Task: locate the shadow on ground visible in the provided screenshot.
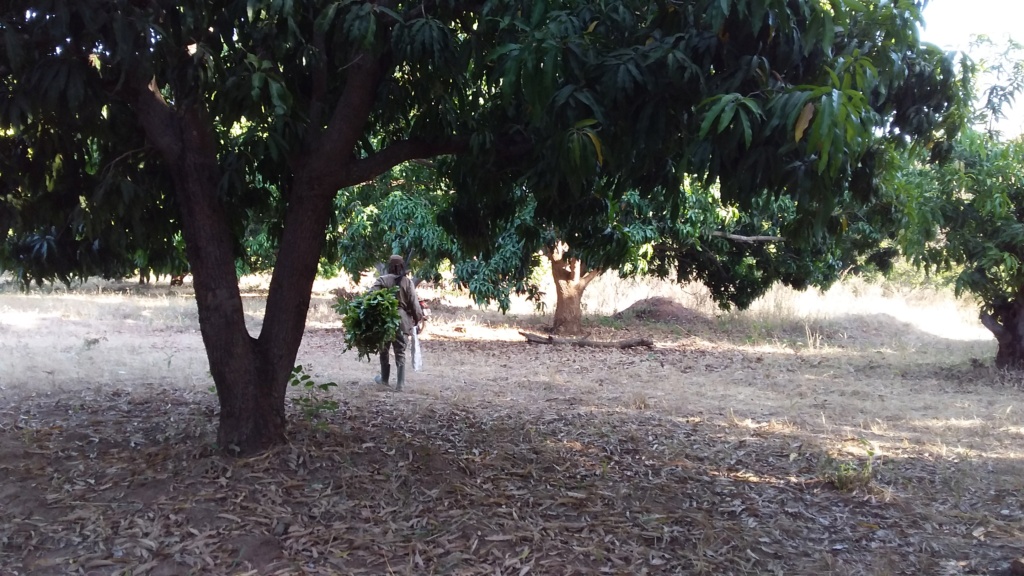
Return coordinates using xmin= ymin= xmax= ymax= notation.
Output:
xmin=1 ymin=388 xmax=1020 ymax=576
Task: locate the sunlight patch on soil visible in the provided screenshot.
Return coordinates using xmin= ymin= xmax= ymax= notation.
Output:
xmin=744 ymin=282 xmax=990 ymax=342
xmin=0 ymin=309 xmax=56 ymax=328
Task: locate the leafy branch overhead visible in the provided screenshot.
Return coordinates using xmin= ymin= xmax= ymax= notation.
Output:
xmin=1 ymin=0 xmax=963 ymax=287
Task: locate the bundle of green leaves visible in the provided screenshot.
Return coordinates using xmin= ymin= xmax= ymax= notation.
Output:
xmin=333 ymin=288 xmax=402 ymax=361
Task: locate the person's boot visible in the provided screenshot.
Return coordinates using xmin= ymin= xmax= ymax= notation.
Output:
xmin=374 ymin=357 xmax=390 ymax=386
xmin=394 ymin=360 xmax=406 ymax=391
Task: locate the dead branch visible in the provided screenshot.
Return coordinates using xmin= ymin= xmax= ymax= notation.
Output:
xmin=711 ymin=231 xmax=785 ymax=243
xmin=518 ymin=331 xmax=654 ymax=349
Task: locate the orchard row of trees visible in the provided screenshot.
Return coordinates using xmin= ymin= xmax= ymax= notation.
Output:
xmin=2 ymin=0 xmax=1023 ymax=453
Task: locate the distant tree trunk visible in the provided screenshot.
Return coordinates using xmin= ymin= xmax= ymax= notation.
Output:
xmin=547 ymin=243 xmax=602 ymax=335
xmin=980 ymin=300 xmax=1024 ymax=369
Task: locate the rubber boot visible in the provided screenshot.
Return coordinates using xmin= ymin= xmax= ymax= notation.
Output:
xmin=394 ymin=360 xmax=406 ymax=391
xmin=374 ymin=355 xmax=390 ymax=386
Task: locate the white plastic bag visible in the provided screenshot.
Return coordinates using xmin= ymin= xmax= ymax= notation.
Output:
xmin=412 ymin=327 xmax=423 ymax=371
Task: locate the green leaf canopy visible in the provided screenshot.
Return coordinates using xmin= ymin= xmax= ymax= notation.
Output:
xmin=1 ymin=0 xmax=960 ymax=285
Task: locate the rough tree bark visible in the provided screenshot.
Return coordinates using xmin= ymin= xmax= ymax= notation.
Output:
xmin=547 ymin=243 xmax=602 ymax=336
xmin=980 ymin=300 xmax=1024 ymax=369
xmin=128 ymin=81 xmax=293 ymax=453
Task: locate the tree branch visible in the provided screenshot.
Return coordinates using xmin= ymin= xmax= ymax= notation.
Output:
xmin=129 ymin=77 xmax=183 ymax=162
xmin=302 ymin=52 xmax=383 ymax=190
xmin=580 ymin=267 xmax=603 ymax=289
xmin=303 ymin=0 xmax=528 ymax=193
xmin=519 ymin=331 xmax=654 ymax=349
xmin=980 ymin=311 xmax=1010 ymax=343
xmin=710 ymin=231 xmax=785 ymax=243
xmin=338 ymin=138 xmax=468 ymax=189
xmin=306 ymin=26 xmax=329 ymax=137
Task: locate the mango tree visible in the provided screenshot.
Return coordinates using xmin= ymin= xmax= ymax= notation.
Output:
xmin=878 ymin=39 xmax=1024 ymax=368
xmin=1 ymin=0 xmax=962 ymax=453
xmin=895 ymin=128 xmax=1024 ymax=368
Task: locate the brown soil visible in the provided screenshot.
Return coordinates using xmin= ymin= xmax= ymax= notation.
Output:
xmin=616 ymin=296 xmax=711 ymax=326
xmin=0 ymin=280 xmax=1022 ymax=575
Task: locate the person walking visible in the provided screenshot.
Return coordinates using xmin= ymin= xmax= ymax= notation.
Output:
xmin=371 ymin=255 xmax=424 ymax=391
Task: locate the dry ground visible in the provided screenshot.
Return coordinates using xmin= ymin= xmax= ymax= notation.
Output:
xmin=0 ymin=274 xmax=1022 ymax=575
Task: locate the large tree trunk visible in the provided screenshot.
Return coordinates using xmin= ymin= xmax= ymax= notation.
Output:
xmin=548 ymin=243 xmax=601 ymax=335
xmin=132 ymin=84 xmax=336 ymax=454
xmin=167 ymin=128 xmax=336 ymax=454
xmin=166 ymin=108 xmax=296 ymax=454
xmin=980 ymin=300 xmax=1024 ymax=369
xmin=170 ymin=125 xmax=340 ymax=454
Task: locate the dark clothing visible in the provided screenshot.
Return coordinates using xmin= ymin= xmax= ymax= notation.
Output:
xmin=370 ymin=273 xmax=424 ymax=335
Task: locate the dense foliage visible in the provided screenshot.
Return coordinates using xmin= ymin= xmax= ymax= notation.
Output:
xmin=335 ymin=166 xmax=908 ymax=322
xmin=442 ymin=0 xmax=963 ymax=256
xmin=328 ymin=162 xmax=545 ymax=311
xmin=2 ymin=0 xmax=962 ymax=286
xmin=885 ymin=128 xmax=1024 ymax=367
xmin=854 ymin=38 xmax=1024 ymax=368
xmin=333 ymin=287 xmax=402 ymax=362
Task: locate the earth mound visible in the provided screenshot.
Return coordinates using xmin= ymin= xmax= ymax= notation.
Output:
xmin=615 ymin=297 xmax=709 ymax=326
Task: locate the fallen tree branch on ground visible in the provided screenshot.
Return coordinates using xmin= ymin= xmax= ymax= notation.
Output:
xmin=518 ymin=331 xmax=654 ymax=348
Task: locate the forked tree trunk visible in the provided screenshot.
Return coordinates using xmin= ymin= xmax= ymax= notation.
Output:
xmin=164 ymin=110 xmax=290 ymax=454
xmin=138 ymin=97 xmax=338 ymax=454
xmin=980 ymin=300 xmax=1024 ymax=369
xmin=548 ymin=243 xmax=601 ymax=335
xmin=129 ymin=48 xmax=441 ymax=455
xmin=172 ymin=143 xmax=335 ymax=454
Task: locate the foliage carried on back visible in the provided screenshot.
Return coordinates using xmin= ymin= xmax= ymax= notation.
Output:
xmin=333 ymin=288 xmax=402 ymax=362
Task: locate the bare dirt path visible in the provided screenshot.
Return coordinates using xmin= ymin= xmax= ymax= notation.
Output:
xmin=1 ymin=280 xmax=1022 ymax=575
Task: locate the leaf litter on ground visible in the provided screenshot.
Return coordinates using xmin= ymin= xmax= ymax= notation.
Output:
xmin=1 ymin=383 xmax=1021 ymax=575
xmin=1 ymin=282 xmax=1023 ymax=575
